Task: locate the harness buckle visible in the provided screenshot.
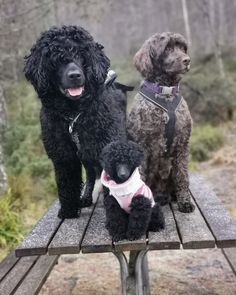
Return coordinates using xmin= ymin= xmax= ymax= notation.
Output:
xmin=163 ymin=112 xmax=169 ymax=124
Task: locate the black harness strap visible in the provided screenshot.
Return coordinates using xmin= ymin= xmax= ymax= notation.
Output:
xmin=139 ymin=83 xmax=183 ymax=156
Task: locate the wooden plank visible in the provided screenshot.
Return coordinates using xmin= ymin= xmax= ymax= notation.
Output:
xmin=15 ymin=201 xmax=62 ymax=257
xmin=81 ymin=205 xmax=113 ymax=253
xmin=14 ymin=255 xmax=59 ymax=295
xmin=171 ymin=198 xmax=215 ymax=249
xmin=0 ymin=256 xmax=38 ymax=295
xmin=114 ymin=235 xmax=147 ymax=252
xmin=0 ymin=251 xmax=20 ymax=283
xmin=190 ymin=174 xmax=236 ymax=248
xmin=222 ymin=248 xmax=236 ymax=276
xmin=48 ymin=205 xmax=96 ymax=255
xmin=148 ymin=205 xmax=181 ymax=250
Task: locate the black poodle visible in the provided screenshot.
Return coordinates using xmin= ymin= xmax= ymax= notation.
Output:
xmin=100 ymin=140 xmax=165 ymax=241
xmin=24 ymin=25 xmax=132 ymax=218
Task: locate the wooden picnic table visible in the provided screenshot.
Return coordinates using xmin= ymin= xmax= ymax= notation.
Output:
xmin=13 ymin=173 xmax=236 ymax=295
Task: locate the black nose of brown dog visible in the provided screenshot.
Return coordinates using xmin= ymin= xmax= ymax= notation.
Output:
xmin=183 ymin=57 xmax=190 ymax=66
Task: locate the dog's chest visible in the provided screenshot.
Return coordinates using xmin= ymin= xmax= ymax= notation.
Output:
xmin=71 ymin=112 xmax=124 ymax=162
xmin=128 ymin=94 xmax=192 ymax=152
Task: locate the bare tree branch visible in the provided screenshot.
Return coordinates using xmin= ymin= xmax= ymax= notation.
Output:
xmin=0 ymin=1 xmax=54 ymax=21
xmin=0 ymin=4 xmax=54 ymax=36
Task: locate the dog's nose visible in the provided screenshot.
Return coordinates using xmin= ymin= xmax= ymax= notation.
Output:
xmin=117 ymin=164 xmax=130 ymax=182
xmin=183 ymin=57 xmax=190 ymax=66
xmin=67 ymin=70 xmax=81 ymax=80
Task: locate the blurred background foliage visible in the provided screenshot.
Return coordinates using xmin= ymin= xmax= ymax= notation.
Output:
xmin=1 ymin=0 xmax=236 ymax=259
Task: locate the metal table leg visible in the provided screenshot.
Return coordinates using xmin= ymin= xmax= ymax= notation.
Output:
xmin=113 ymin=252 xmax=129 ymax=295
xmin=113 ymin=250 xmax=150 ymax=295
xmin=135 ymin=250 xmax=150 ymax=295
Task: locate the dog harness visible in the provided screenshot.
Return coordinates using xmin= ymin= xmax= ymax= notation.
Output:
xmin=101 ymin=167 xmax=155 ymax=214
xmin=139 ymin=80 xmax=183 ymax=156
xmin=66 ymin=70 xmax=118 ymax=153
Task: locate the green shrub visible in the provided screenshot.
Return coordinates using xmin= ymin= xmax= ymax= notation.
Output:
xmin=1 ymin=81 xmax=56 ymax=248
xmin=190 ymin=124 xmax=224 ymax=162
xmin=0 ymin=190 xmax=24 ymax=250
xmin=183 ymin=52 xmax=236 ymax=124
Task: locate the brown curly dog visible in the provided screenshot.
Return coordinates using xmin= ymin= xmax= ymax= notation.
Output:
xmin=127 ymin=32 xmax=195 ymax=213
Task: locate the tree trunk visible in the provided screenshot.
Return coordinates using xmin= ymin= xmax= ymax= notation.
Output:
xmin=208 ymin=0 xmax=225 ymax=79
xmin=0 ymin=85 xmax=7 ymax=196
xmin=181 ymin=0 xmax=192 ymax=46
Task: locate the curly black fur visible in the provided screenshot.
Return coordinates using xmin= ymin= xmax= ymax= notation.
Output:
xmin=100 ymin=140 xmax=165 ymax=241
xmin=24 ymin=26 xmax=129 ymax=218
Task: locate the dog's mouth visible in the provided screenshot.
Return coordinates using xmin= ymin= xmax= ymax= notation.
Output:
xmin=60 ymin=86 xmax=85 ymax=99
xmin=66 ymin=86 xmax=84 ymax=97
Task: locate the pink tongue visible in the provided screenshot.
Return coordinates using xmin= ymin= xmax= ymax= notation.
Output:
xmin=67 ymin=87 xmax=83 ymax=96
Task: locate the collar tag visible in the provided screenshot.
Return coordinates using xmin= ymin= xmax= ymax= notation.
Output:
xmin=161 ymin=86 xmax=174 ymax=95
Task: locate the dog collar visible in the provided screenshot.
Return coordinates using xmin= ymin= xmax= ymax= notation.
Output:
xmin=143 ymin=80 xmax=179 ymax=96
xmin=101 ymin=168 xmax=144 ymax=196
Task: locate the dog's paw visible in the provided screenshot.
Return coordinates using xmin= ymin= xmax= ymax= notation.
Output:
xmin=126 ymin=230 xmax=143 ymax=241
xmin=112 ymin=232 xmax=127 ymax=242
xmin=58 ymin=208 xmax=80 ymax=219
xmin=80 ymin=197 xmax=93 ymax=208
xmin=178 ymin=201 xmax=195 ymax=213
xmin=149 ymin=218 xmax=165 ymax=232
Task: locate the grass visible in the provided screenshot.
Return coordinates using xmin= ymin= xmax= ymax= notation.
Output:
xmin=0 ymin=190 xmax=24 ymax=260
xmin=190 ymin=124 xmax=225 ymax=163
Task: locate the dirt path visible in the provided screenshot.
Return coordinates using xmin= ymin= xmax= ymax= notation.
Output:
xmin=40 ymin=123 xmax=236 ymax=295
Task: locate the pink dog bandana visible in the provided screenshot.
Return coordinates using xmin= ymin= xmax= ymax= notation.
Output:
xmin=101 ymin=168 xmax=155 ymax=213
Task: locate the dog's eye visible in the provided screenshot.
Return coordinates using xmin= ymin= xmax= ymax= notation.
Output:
xmin=165 ymin=46 xmax=173 ymax=53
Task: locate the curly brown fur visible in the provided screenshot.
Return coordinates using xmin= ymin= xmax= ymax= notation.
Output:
xmin=127 ymin=32 xmax=195 ymax=213
xmin=100 ymin=141 xmax=165 ymax=241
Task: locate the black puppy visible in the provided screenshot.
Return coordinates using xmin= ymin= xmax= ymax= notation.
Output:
xmin=100 ymin=141 xmax=165 ymax=241
xmin=24 ymin=26 xmax=133 ymax=218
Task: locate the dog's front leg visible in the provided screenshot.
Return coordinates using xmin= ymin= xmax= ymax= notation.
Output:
xmin=54 ymin=160 xmax=82 ymax=219
xmin=104 ymin=194 xmax=128 ymax=242
xmin=172 ymin=141 xmax=195 ymax=213
xmin=127 ymin=196 xmax=152 ymax=240
xmin=80 ymin=162 xmax=96 ymax=207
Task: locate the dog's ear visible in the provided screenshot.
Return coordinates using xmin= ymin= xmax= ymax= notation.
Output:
xmin=85 ymin=42 xmax=110 ymax=88
xmin=24 ymin=46 xmax=49 ymax=98
xmin=133 ymin=33 xmax=170 ymax=79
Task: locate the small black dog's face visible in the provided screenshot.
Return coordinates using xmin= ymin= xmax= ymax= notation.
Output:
xmin=100 ymin=141 xmax=144 ymax=184
xmin=24 ymin=26 xmax=110 ymax=103
xmin=58 ymin=61 xmax=85 ymax=100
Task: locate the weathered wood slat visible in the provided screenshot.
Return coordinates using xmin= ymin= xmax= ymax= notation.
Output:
xmin=222 ymin=248 xmax=236 ymax=275
xmin=81 ymin=205 xmax=113 ymax=253
xmin=0 ymin=256 xmax=38 ymax=295
xmin=114 ymin=235 xmax=147 ymax=252
xmin=15 ymin=201 xmax=62 ymax=257
xmin=190 ymin=174 xmax=236 ymax=248
xmin=13 ymin=255 xmax=59 ymax=295
xmin=0 ymin=251 xmax=20 ymax=283
xmin=48 ymin=205 xmax=96 ymax=255
xmin=171 ymin=198 xmax=215 ymax=249
xmin=148 ymin=205 xmax=181 ymax=250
